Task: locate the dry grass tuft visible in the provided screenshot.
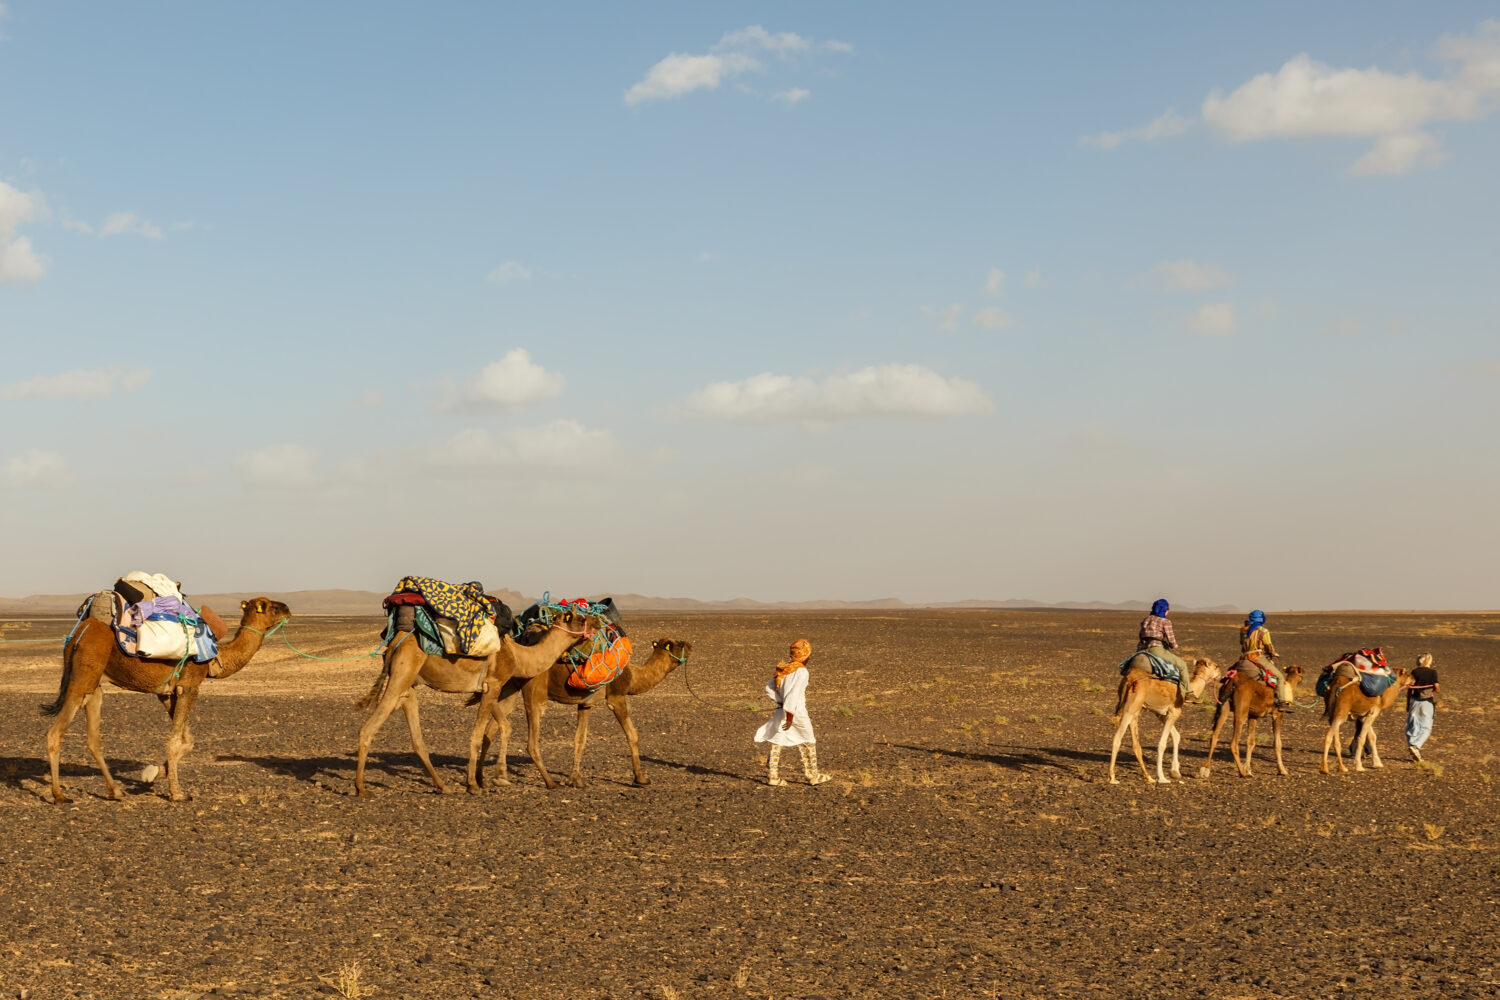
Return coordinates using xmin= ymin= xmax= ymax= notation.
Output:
xmin=319 ymin=961 xmax=374 ymax=999
xmin=1423 ymin=823 xmax=1445 ymax=841
xmin=1416 ymin=759 xmax=1445 ymax=776
xmin=733 ymin=964 xmax=750 ymax=988
xmin=660 ymin=986 xmax=682 ymax=1000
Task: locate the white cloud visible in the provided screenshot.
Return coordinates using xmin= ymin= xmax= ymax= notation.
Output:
xmin=1321 ymin=317 xmax=1361 ymax=338
xmin=2 ymin=450 xmax=71 ymax=489
xmin=0 ymin=235 xmax=47 ymax=285
xmin=98 ymin=212 xmax=164 ymax=240
xmin=236 ymin=444 xmax=318 ymax=489
xmin=1081 ymin=109 xmax=1190 ymax=149
xmin=1188 ymin=302 xmax=1237 ymax=336
xmin=1153 ymin=258 xmax=1232 ymax=292
xmin=429 ymin=420 xmax=614 ymax=472
xmin=1348 ymin=131 xmax=1447 ymax=175
xmin=685 ymin=364 xmax=992 ymax=423
xmin=61 ymin=218 xmax=93 ymax=235
xmin=348 ymin=388 xmax=383 ymax=410
xmin=1023 ymin=269 xmax=1043 ymax=288
xmin=984 ymin=268 xmax=1005 ymax=296
xmin=1087 ymin=21 xmax=1500 ymax=174
xmin=972 ymin=306 xmax=1014 ymax=331
xmin=0 ymin=365 xmax=150 ymax=400
xmin=0 ymin=181 xmax=47 ymax=284
xmin=439 ymin=349 xmax=565 ymax=413
xmin=929 ymin=303 xmax=963 ymax=331
xmin=624 ymin=25 xmax=848 ymax=106
xmin=485 ymin=260 xmax=534 ymax=285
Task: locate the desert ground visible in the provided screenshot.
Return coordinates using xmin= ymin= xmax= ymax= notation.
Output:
xmin=0 ymin=609 xmax=1496 ymax=1000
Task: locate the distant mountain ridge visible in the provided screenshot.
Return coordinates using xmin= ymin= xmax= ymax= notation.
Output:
xmin=0 ymin=588 xmax=1238 ymax=616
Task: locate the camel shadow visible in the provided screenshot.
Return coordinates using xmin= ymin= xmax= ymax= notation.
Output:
xmin=215 ymin=751 xmax=550 ymax=791
xmin=882 ymin=741 xmax=1115 ymax=774
xmin=0 ymin=754 xmax=163 ymax=800
xmin=640 ymin=754 xmax=757 ymax=783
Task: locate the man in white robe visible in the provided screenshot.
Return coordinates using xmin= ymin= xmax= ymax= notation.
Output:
xmin=754 ymin=639 xmax=830 ymax=786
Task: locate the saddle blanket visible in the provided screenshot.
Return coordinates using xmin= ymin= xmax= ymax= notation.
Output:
xmin=1118 ymin=649 xmax=1181 ymax=685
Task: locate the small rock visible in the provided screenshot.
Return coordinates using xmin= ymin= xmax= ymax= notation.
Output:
xmin=139 ymin=765 xmax=160 ymax=783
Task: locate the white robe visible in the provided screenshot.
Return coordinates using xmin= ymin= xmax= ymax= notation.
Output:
xmin=754 ymin=667 xmax=817 ymax=746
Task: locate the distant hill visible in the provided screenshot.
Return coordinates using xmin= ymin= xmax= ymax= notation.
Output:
xmin=0 ymin=588 xmax=1238 ymax=616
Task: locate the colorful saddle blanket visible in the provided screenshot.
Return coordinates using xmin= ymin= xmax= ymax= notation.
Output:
xmin=1118 ymin=649 xmax=1181 ymax=685
xmin=1317 ymin=662 xmax=1396 ymax=698
xmin=387 ymin=576 xmax=493 ymax=655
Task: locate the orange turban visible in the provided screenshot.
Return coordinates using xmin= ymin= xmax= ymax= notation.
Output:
xmin=774 ymin=639 xmax=812 ymax=688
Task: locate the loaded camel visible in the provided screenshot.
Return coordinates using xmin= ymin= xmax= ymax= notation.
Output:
xmin=1320 ymin=664 xmax=1412 ymax=775
xmin=352 ymin=606 xmax=592 ymax=796
xmin=1202 ymin=661 xmax=1304 ymax=778
xmin=474 ymin=637 xmax=693 ymax=789
xmin=42 ymin=597 xmax=291 ymax=803
xmin=1108 ymin=655 xmax=1222 ymax=785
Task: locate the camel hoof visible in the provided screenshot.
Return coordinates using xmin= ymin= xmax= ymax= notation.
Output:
xmin=169 ymin=792 xmax=191 ymax=803
xmin=105 ymin=788 xmax=123 ymax=801
xmin=1278 ymin=769 xmax=1290 ymax=777
xmin=51 ymin=791 xmax=72 ymax=805
xmin=633 ymin=775 xmax=651 ymax=787
xmin=466 ymin=784 xmax=484 ymax=795
xmin=566 ymin=776 xmax=585 ymax=789
xmin=1107 ymin=777 xmax=1119 ymax=785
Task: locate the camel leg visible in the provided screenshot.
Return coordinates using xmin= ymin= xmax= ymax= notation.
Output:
xmin=44 ymin=693 xmax=87 ymax=805
xmin=1330 ymin=710 xmax=1350 ymax=773
xmin=568 ymin=703 xmax=592 ymax=789
xmin=1106 ymin=711 xmax=1134 ymax=785
xmin=1273 ymin=711 xmax=1288 ymax=776
xmin=1366 ymin=710 xmax=1384 ymax=769
xmin=1351 ymin=714 xmax=1369 ymax=772
xmin=483 ymin=692 xmax=518 ymax=787
xmin=1243 ymin=717 xmax=1259 ymax=777
xmin=1154 ymin=709 xmax=1179 ymax=784
xmin=400 ymin=691 xmax=447 ymax=794
xmin=1168 ymin=713 xmax=1183 ymax=781
xmin=1204 ymin=701 xmax=1230 ymax=776
xmin=354 ymin=653 xmax=423 ymax=797
xmin=523 ymin=681 xmax=556 ymax=789
xmin=465 ymin=685 xmax=503 ymax=795
xmin=81 ymin=687 xmax=120 ymax=801
xmin=1229 ymin=706 xmax=1248 ymax=778
xmin=161 ymin=686 xmax=200 ymax=803
xmin=1128 ymin=715 xmax=1152 ymax=783
xmin=607 ymin=692 xmax=649 ymax=786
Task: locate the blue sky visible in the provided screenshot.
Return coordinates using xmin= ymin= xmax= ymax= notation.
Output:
xmin=1 ymin=3 xmax=1497 ymax=608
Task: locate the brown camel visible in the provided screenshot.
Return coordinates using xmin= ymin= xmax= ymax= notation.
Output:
xmin=1320 ymin=665 xmax=1412 ymax=774
xmin=476 ymin=637 xmax=693 ymax=789
xmin=352 ymin=607 xmax=592 ymax=796
xmin=1202 ymin=661 xmax=1304 ymax=778
xmin=1108 ymin=655 xmax=1221 ymax=785
xmin=42 ymin=597 xmax=292 ymax=803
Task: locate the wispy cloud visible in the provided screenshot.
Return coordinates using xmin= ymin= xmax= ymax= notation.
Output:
xmin=1080 ymin=109 xmax=1191 ymax=149
xmin=1152 ymin=258 xmax=1232 ymax=292
xmin=1 ymin=450 xmax=71 ymax=489
xmin=99 ymin=212 xmax=164 ymax=240
xmin=923 ymin=303 xmax=963 ymax=331
xmin=972 ymin=306 xmax=1014 ymax=332
xmin=984 ymin=268 xmax=1005 ymax=296
xmin=437 ymin=349 xmax=564 ymax=413
xmin=486 ymin=260 xmax=533 ymax=285
xmin=429 ymin=420 xmax=614 ymax=472
xmin=624 ymin=25 xmax=851 ymax=107
xmin=1187 ymin=302 xmax=1237 ymax=336
xmin=0 ymin=365 xmax=151 ymax=400
xmin=685 ymin=364 xmax=992 ymax=423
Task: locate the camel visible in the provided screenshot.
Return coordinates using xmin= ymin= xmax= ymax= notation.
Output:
xmin=42 ymin=597 xmax=292 ymax=803
xmin=475 ymin=637 xmax=693 ymax=789
xmin=352 ymin=607 xmax=592 ymax=796
xmin=1320 ymin=665 xmax=1412 ymax=774
xmin=1108 ymin=655 xmax=1222 ymax=785
xmin=1202 ymin=661 xmax=1304 ymax=778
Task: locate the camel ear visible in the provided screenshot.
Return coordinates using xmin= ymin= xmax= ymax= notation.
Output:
xmin=240 ymin=601 xmax=247 ymax=612
xmin=256 ymin=600 xmax=267 ymax=613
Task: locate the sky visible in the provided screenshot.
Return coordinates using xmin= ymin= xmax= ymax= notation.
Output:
xmin=1 ymin=3 xmax=1498 ymax=609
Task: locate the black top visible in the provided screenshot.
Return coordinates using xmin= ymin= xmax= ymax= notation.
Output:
xmin=1409 ymin=666 xmax=1439 ymax=703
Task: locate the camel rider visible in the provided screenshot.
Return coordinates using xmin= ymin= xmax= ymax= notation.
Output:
xmin=1137 ymin=599 xmax=1193 ymax=700
xmin=1241 ymin=610 xmax=1294 ymax=710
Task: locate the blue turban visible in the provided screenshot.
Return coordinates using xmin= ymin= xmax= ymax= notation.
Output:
xmin=1246 ymin=609 xmax=1265 ymax=632
xmin=1151 ymin=598 xmax=1170 ymax=618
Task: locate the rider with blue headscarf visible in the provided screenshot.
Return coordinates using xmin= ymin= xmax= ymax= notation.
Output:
xmin=1136 ymin=598 xmax=1192 ymax=699
xmin=1241 ymin=609 xmax=1294 ymax=708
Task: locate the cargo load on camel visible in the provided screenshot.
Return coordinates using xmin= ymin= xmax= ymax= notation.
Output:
xmin=381 ymin=575 xmax=511 ymax=657
xmin=1316 ymin=647 xmax=1396 ymax=698
xmin=68 ymin=571 xmax=225 ymax=664
xmin=517 ymin=595 xmax=632 ymax=692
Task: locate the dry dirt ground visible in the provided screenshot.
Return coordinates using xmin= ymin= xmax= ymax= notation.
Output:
xmin=0 ymin=610 xmax=1497 ymax=1000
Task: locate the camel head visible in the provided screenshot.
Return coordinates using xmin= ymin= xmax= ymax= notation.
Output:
xmin=1283 ymin=663 xmax=1304 ymax=694
xmin=1190 ymin=657 xmax=1222 ymax=686
xmin=238 ymin=597 xmax=292 ymax=630
xmin=650 ymin=638 xmax=692 ymax=672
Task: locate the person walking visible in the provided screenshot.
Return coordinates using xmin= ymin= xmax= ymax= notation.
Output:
xmin=1137 ymin=599 xmax=1193 ymax=701
xmin=754 ymin=639 xmax=831 ymax=786
xmin=1406 ymin=652 xmax=1441 ymax=761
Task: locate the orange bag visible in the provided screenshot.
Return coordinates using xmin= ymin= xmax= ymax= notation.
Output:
xmin=566 ymin=634 xmax=633 ymax=691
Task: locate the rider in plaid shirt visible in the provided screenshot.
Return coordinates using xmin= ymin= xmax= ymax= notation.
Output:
xmin=1136 ymin=598 xmax=1192 ymax=699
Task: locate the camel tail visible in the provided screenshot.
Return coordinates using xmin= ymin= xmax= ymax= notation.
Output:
xmin=1110 ymin=678 xmax=1136 ymax=725
xmin=41 ymin=637 xmax=76 ymax=717
xmin=354 ymin=661 xmax=392 ymax=711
